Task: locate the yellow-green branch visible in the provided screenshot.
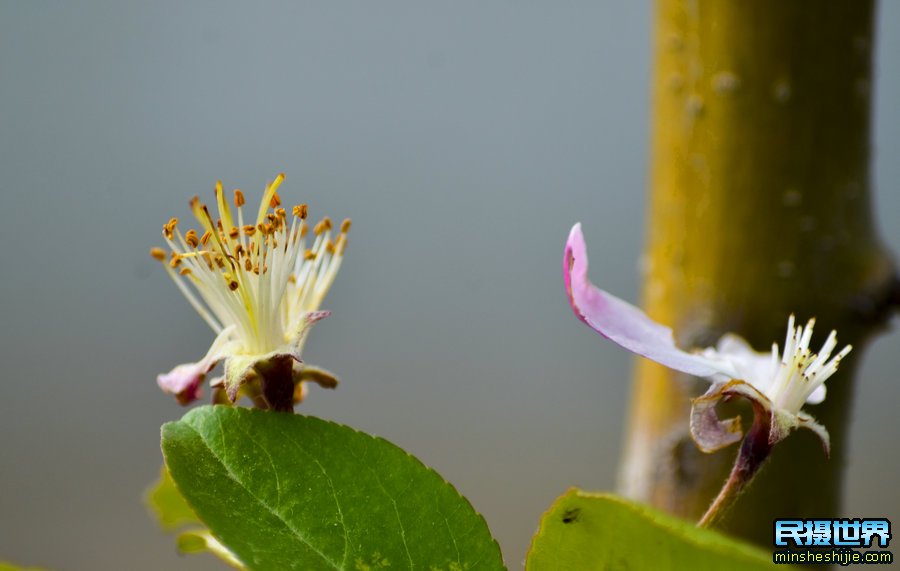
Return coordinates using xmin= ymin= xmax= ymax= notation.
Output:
xmin=620 ymin=0 xmax=897 ymax=547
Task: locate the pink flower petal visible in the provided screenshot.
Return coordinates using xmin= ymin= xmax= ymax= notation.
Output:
xmin=157 ymin=327 xmax=234 ymax=405
xmin=564 ymin=223 xmax=728 ymax=378
xmin=157 ymin=362 xmax=208 ymax=405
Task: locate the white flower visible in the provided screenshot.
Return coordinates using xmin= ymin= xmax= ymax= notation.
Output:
xmin=564 ymin=223 xmax=851 ymax=455
xmin=152 ymin=174 xmax=348 ymax=409
xmin=690 ymin=315 xmax=850 ymax=455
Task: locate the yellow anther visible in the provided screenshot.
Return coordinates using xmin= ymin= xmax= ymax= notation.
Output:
xmin=150 ymin=247 xmax=166 ymax=261
xmin=163 ymin=218 xmax=179 ymax=239
xmin=325 ymin=240 xmax=335 ymax=254
xmin=288 ymin=274 xmax=297 ymax=284
xmin=234 ymin=189 xmax=245 ymax=207
xmin=200 ymin=230 xmax=211 ymax=245
xmin=244 ymin=258 xmax=252 ymax=271
xmin=185 ymin=229 xmax=200 ymax=248
xmin=270 ymin=192 xmax=282 ymax=208
xmin=304 ymin=249 xmax=316 ymax=260
xmin=299 ymin=223 xmax=309 ymax=238
xmin=276 ymin=207 xmax=286 ymax=219
xmin=243 ymin=225 xmax=256 ymax=236
xmin=228 ymin=227 xmax=240 ymax=239
xmin=340 ymin=218 xmax=352 ymax=233
xmin=169 ymin=254 xmax=182 ymax=268
xmin=321 ymin=217 xmax=333 ymax=231
xmin=179 ymin=267 xmax=192 ymax=276
xmin=214 ymin=254 xmax=225 ymax=269
xmin=293 ymin=204 xmax=308 ymax=219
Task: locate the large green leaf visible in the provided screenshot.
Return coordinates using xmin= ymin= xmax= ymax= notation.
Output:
xmin=527 ymin=490 xmax=785 ymax=571
xmin=162 ymin=405 xmax=505 ymax=571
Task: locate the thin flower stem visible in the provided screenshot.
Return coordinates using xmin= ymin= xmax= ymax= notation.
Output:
xmin=699 ymin=416 xmax=772 ymax=528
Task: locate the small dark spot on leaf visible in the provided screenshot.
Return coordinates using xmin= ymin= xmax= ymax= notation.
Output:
xmin=562 ymin=507 xmax=581 ymax=524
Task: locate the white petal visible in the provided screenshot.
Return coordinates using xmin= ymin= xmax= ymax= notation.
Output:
xmin=702 ymin=333 xmax=777 ymax=391
xmin=806 ymin=384 xmax=827 ymax=405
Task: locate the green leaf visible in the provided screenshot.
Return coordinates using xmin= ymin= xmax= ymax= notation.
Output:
xmin=162 ymin=405 xmax=505 ymax=571
xmin=526 ymin=490 xmax=785 ymax=571
xmin=0 ymin=563 xmax=46 ymax=571
xmin=146 ymin=465 xmax=245 ymax=568
xmin=145 ymin=465 xmax=200 ymax=530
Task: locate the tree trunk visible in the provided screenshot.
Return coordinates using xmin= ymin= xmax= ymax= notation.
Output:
xmin=620 ymin=0 xmax=898 ymax=547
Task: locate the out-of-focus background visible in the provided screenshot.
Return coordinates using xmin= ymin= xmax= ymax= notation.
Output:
xmin=1 ymin=2 xmax=898 ymax=569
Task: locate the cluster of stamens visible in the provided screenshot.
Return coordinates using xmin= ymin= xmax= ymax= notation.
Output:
xmin=766 ymin=314 xmax=852 ymax=412
xmin=151 ymin=174 xmax=349 ymax=355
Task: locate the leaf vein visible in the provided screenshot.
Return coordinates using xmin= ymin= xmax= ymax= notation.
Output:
xmin=192 ymin=417 xmax=341 ymax=570
xmin=284 ymin=433 xmax=350 ymax=568
xmin=366 ymin=464 xmax=414 ymax=569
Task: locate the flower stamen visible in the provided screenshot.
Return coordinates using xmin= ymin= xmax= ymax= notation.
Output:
xmin=768 ymin=314 xmax=852 ymax=412
xmin=153 ymin=174 xmax=349 ymax=406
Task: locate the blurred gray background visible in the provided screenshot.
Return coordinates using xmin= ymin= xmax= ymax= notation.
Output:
xmin=1 ymin=2 xmax=898 ymax=569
